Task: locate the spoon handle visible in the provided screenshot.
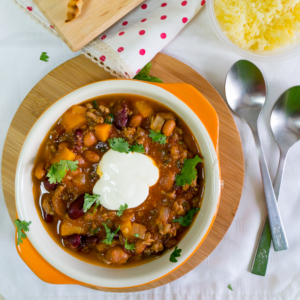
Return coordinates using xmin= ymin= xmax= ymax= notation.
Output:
xmin=251 ymin=152 xmax=287 ymax=275
xmin=252 ymin=130 xmax=288 ymax=252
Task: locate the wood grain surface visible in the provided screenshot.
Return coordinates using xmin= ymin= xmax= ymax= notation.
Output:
xmin=33 ymin=0 xmax=144 ymax=51
xmin=2 ymin=54 xmax=244 ymax=291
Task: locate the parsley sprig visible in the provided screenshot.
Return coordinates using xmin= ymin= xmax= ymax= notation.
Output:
xmin=228 ymin=284 xmax=233 ymax=291
xmin=108 ymin=138 xmax=145 ymax=154
xmin=170 ymin=246 xmax=181 ymax=263
xmin=125 ymin=239 xmax=136 ymax=252
xmin=149 ymin=130 xmax=167 ymax=145
xmin=102 ymin=222 xmax=120 ymax=245
xmin=14 ymin=219 xmax=31 ymax=245
xmin=133 ymin=62 xmax=163 ymax=83
xmin=117 ymin=203 xmax=128 ymax=217
xmin=47 ymin=160 xmax=78 ymax=184
xmin=172 ymin=208 xmax=200 ymax=227
xmin=83 ymin=194 xmax=101 ymax=213
xmin=175 ymin=156 xmax=202 ymax=187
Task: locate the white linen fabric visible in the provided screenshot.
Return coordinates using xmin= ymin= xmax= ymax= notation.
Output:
xmin=1 ymin=0 xmax=300 ymax=299
xmin=12 ymin=0 xmax=205 ymax=78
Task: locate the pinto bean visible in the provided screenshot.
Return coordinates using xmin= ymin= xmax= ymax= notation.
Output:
xmin=35 ymin=162 xmax=46 ymax=179
xmin=129 ymin=115 xmax=142 ymax=127
xmin=105 ymin=246 xmax=130 ymax=265
xmin=162 ymin=120 xmax=176 ymax=137
xmin=83 ymin=131 xmax=97 ymax=147
xmin=84 ymin=150 xmax=100 ymax=163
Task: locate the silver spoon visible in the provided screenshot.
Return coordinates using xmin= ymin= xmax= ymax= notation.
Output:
xmin=225 ymin=60 xmax=288 ymax=252
xmin=252 ymin=86 xmax=300 ymax=275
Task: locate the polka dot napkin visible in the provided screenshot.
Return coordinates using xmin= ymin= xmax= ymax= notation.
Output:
xmin=13 ymin=0 xmax=205 ymax=78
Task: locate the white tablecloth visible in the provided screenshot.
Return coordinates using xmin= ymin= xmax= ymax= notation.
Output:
xmin=1 ymin=0 xmax=300 ymax=299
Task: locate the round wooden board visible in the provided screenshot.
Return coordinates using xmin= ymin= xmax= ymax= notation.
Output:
xmin=2 ymin=54 xmax=244 ymax=292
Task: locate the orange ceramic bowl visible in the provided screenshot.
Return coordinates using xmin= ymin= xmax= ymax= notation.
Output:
xmin=15 ymin=80 xmax=220 ymax=289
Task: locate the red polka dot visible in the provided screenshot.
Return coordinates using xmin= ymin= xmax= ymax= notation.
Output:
xmin=141 ymin=4 xmax=147 ymax=9
xmin=161 ymin=3 xmax=167 ymax=7
xmin=50 ymin=25 xmax=54 ymax=29
xmin=181 ymin=1 xmax=187 ymax=6
xmin=125 ymin=72 xmax=128 ymax=76
xmin=201 ymin=0 xmax=206 ymax=5
xmin=141 ymin=18 xmax=147 ymax=22
xmin=139 ymin=30 xmax=145 ymax=35
xmin=101 ymin=35 xmax=106 ymax=40
xmin=100 ymin=55 xmax=106 ymax=62
xmin=119 ymin=31 xmax=125 ymax=36
xmin=118 ymin=47 xmax=124 ymax=53
xmin=136 ymin=69 xmax=141 ymax=74
xmin=139 ymin=49 xmax=146 ymax=55
xmin=160 ymin=33 xmax=167 ymax=39
xmin=122 ymin=21 xmax=128 ymax=26
xmin=27 ymin=6 xmax=32 ymax=11
xmin=161 ymin=15 xmax=167 ymax=20
xmin=182 ymin=17 xmax=188 ymax=23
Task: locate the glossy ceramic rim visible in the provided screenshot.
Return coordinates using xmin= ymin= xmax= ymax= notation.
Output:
xmin=207 ymin=0 xmax=300 ymax=63
xmin=15 ymin=80 xmax=220 ymax=288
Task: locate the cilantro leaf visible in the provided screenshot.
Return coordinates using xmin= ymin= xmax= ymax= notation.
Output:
xmin=104 ymin=114 xmax=114 ymax=124
xmin=92 ymin=100 xmax=98 ymax=109
xmin=125 ymin=239 xmax=136 ymax=251
xmin=102 ymin=222 xmax=120 ymax=245
xmin=83 ymin=194 xmax=101 ymax=213
xmin=108 ymin=138 xmax=129 ymax=153
xmin=175 ymin=156 xmax=202 ymax=187
xmin=89 ymin=227 xmax=100 ymax=235
xmin=134 ymin=234 xmax=140 ymax=238
xmin=117 ymin=203 xmax=128 ymax=217
xmin=228 ymin=284 xmax=233 ymax=291
xmin=149 ymin=130 xmax=167 ymax=145
xmin=14 ymin=219 xmax=31 ymax=245
xmin=47 ymin=160 xmax=78 ymax=184
xmin=40 ymin=52 xmax=49 ymax=62
xmin=172 ymin=208 xmax=200 ymax=227
xmin=134 ymin=62 xmax=163 ymax=83
xmin=170 ymin=246 xmax=181 ymax=263
xmin=129 ymin=143 xmax=145 ymax=153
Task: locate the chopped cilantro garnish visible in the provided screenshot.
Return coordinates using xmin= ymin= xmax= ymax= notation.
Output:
xmin=89 ymin=227 xmax=100 ymax=235
xmin=47 ymin=160 xmax=78 ymax=184
xmin=104 ymin=114 xmax=114 ymax=124
xmin=134 ymin=234 xmax=140 ymax=238
xmin=228 ymin=284 xmax=233 ymax=291
xmin=133 ymin=62 xmax=163 ymax=83
xmin=102 ymin=222 xmax=120 ymax=245
xmin=175 ymin=156 xmax=202 ymax=187
xmin=108 ymin=138 xmax=130 ymax=153
xmin=109 ymin=138 xmax=146 ymax=154
xmin=14 ymin=219 xmax=31 ymax=245
xmin=117 ymin=203 xmax=128 ymax=217
xmin=149 ymin=130 xmax=167 ymax=145
xmin=40 ymin=52 xmax=49 ymax=62
xmin=129 ymin=143 xmax=145 ymax=153
xmin=170 ymin=246 xmax=181 ymax=263
xmin=92 ymin=100 xmax=98 ymax=109
xmin=125 ymin=239 xmax=136 ymax=251
xmin=172 ymin=208 xmax=200 ymax=227
xmin=83 ymin=194 xmax=101 ymax=213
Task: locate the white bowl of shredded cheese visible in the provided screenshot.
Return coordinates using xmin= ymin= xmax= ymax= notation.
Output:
xmin=207 ymin=0 xmax=300 ymax=62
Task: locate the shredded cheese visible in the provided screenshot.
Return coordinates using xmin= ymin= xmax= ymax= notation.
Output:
xmin=214 ymin=0 xmax=300 ymax=52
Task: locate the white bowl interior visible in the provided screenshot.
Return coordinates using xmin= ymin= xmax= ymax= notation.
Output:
xmin=16 ymin=80 xmax=220 ymax=288
xmin=207 ymin=0 xmax=300 ymax=62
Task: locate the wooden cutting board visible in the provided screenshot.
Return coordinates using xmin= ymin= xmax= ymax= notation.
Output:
xmin=33 ymin=0 xmax=144 ymax=51
xmin=2 ymin=54 xmax=244 ymax=292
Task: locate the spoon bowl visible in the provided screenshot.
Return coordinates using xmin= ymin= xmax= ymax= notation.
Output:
xmin=271 ymin=86 xmax=300 ymax=153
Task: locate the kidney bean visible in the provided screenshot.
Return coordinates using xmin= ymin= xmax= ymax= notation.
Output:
xmin=68 ymin=194 xmax=84 ymax=219
xmin=43 ymin=177 xmax=57 ymax=191
xmin=65 ymin=234 xmax=82 ymax=249
xmin=113 ymin=101 xmax=128 ymax=129
xmin=74 ymin=129 xmax=83 ymax=153
xmin=44 ymin=212 xmax=53 ymax=223
xmin=85 ymin=236 xmax=99 ymax=245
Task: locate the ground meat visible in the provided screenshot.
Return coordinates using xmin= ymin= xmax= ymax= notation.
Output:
xmin=86 ymin=111 xmax=104 ymax=123
xmin=151 ymin=241 xmax=164 ymax=253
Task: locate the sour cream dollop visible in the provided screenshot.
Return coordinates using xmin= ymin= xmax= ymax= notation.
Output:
xmin=93 ymin=149 xmax=159 ymax=210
